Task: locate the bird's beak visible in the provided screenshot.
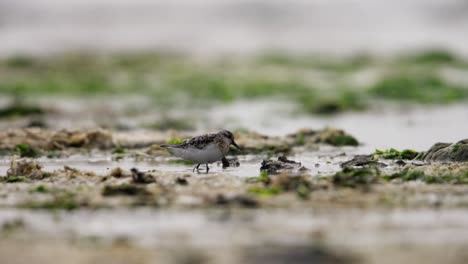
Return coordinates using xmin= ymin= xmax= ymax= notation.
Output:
xmin=231 ymin=141 xmax=240 ymax=150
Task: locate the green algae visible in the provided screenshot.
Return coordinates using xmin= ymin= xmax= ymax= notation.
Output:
xmin=373 ymin=148 xmax=419 ymax=160
xmin=146 ymin=117 xmax=195 ymax=131
xmin=248 ymin=187 xmax=282 ymax=196
xmin=258 ymin=171 xmax=270 ymax=184
xmin=299 ymin=90 xmax=366 ymax=115
xmin=370 ymin=72 xmax=468 ymax=103
xmin=0 ymin=176 xmax=29 ymax=183
xmin=29 ymin=185 xmax=49 ymax=193
xmin=326 ymin=134 xmax=359 ymax=147
xmin=0 ymin=103 xmax=43 ymax=118
xmin=166 ymin=138 xmax=185 ymax=145
xmin=2 ymin=51 xmax=468 ymax=115
xmin=112 ymin=146 xmax=127 ymax=154
xmin=102 ymin=184 xmax=149 ymax=196
xmin=384 ymin=169 xmax=468 ymax=184
xmin=332 ymin=168 xmax=379 ymax=189
xmin=169 ymin=159 xmax=195 ymax=166
xmin=237 ymin=144 xmax=292 ymax=156
xmin=398 ymin=50 xmax=459 ymax=65
xmin=20 ymin=190 xmax=79 ymax=210
xmin=249 ymin=172 xmax=312 ymax=199
xmin=256 ymin=51 xmax=373 ymax=72
xmin=16 ymin=144 xmax=41 ymax=158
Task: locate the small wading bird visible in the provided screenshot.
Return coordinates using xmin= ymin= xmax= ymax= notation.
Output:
xmin=161 ymin=130 xmax=240 ymax=172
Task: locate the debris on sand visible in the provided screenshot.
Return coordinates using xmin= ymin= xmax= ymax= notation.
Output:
xmin=221 ymin=157 xmax=240 ymax=168
xmin=372 ymin=148 xmax=419 ymax=160
xmin=15 ymin=143 xmax=40 ymax=158
xmin=175 ymin=177 xmax=189 ymax=185
xmin=341 ymin=155 xmax=387 ymax=168
xmin=130 ymin=168 xmax=156 ymax=184
xmin=21 ymin=191 xmax=80 ymax=210
xmin=271 ymin=174 xmax=314 ymax=199
xmin=288 ymin=128 xmax=359 ymax=147
xmin=109 ymin=167 xmax=131 ymax=178
xmin=235 ymin=130 xmax=292 ymax=155
xmin=248 ymin=171 xmax=315 ymax=199
xmin=213 ymin=194 xmax=258 ymax=208
xmin=422 ymin=139 xmax=468 ymax=162
xmin=384 ymin=163 xmax=468 ymax=184
xmin=0 ymin=101 xmax=44 ymax=119
xmin=242 ymin=244 xmax=358 ymax=264
xmin=260 ymin=156 xmax=308 ymax=174
xmin=58 ymin=166 xmax=96 ymax=178
xmin=102 ymin=184 xmax=150 ymax=196
xmin=7 ymin=158 xmax=47 ymax=180
xmin=50 ymin=129 xmax=113 ymax=149
xmin=234 ymin=128 xmax=358 ymax=155
xmin=146 ymin=144 xmax=172 ymax=156
xmin=0 ymin=128 xmax=114 ymax=154
xmin=0 ymin=128 xmax=52 ymax=152
xmin=332 ymin=167 xmax=379 ymax=189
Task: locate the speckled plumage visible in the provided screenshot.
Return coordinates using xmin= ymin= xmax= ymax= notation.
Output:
xmin=161 ymin=130 xmax=239 ymax=172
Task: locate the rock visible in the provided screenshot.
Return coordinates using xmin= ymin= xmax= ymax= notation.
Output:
xmin=422 ymin=139 xmax=468 ymax=162
xmin=175 ymin=177 xmax=188 ymax=185
xmin=130 ymin=168 xmax=156 ymax=184
xmin=109 ymin=167 xmax=131 ymax=178
xmin=221 ymin=157 xmax=240 ymax=168
xmin=340 ymin=155 xmax=387 ymax=168
xmin=260 ymin=156 xmax=308 ymax=174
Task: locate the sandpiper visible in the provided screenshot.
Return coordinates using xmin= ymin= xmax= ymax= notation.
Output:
xmin=161 ymin=130 xmax=240 ymax=172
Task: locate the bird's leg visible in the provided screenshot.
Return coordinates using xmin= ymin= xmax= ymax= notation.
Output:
xmin=193 ymin=164 xmax=201 ymax=172
xmin=205 ymin=164 xmax=210 ymax=172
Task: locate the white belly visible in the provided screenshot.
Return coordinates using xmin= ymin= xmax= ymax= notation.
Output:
xmin=169 ymin=143 xmax=224 ymax=164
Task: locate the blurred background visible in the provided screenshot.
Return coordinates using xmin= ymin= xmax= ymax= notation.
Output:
xmin=0 ymin=0 xmax=468 ymax=153
xmin=1 ymin=2 xmax=468 ymax=264
xmin=1 ymin=0 xmax=468 ymax=151
xmin=1 ymin=0 xmax=468 ymax=56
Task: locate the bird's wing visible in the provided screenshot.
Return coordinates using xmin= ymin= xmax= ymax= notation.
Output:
xmin=161 ymin=134 xmax=217 ymax=150
xmin=186 ymin=134 xmax=217 ymax=149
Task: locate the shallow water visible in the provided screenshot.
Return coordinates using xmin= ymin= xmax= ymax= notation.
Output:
xmin=0 ymin=145 xmax=356 ymax=178
xmin=211 ymin=101 xmax=468 ymax=152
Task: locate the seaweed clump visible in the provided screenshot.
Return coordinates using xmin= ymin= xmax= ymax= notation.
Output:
xmin=7 ymin=158 xmax=47 ymax=180
xmin=248 ymin=171 xmax=314 ymax=199
xmin=16 ymin=143 xmax=40 ymax=158
xmin=21 ymin=190 xmax=80 ymax=210
xmin=130 ymin=168 xmax=156 ymax=184
xmin=0 ymin=102 xmax=43 ymax=118
xmin=102 ymin=184 xmax=149 ymax=196
xmin=50 ymin=129 xmax=113 ymax=149
xmin=372 ymin=148 xmax=419 ymax=160
xmin=332 ymin=167 xmax=379 ymax=189
xmin=260 ymin=156 xmax=308 ymax=174
xmin=289 ymin=128 xmax=359 ymax=147
xmin=370 ymin=72 xmax=468 ymax=103
xmin=384 ymin=168 xmax=468 ymax=184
